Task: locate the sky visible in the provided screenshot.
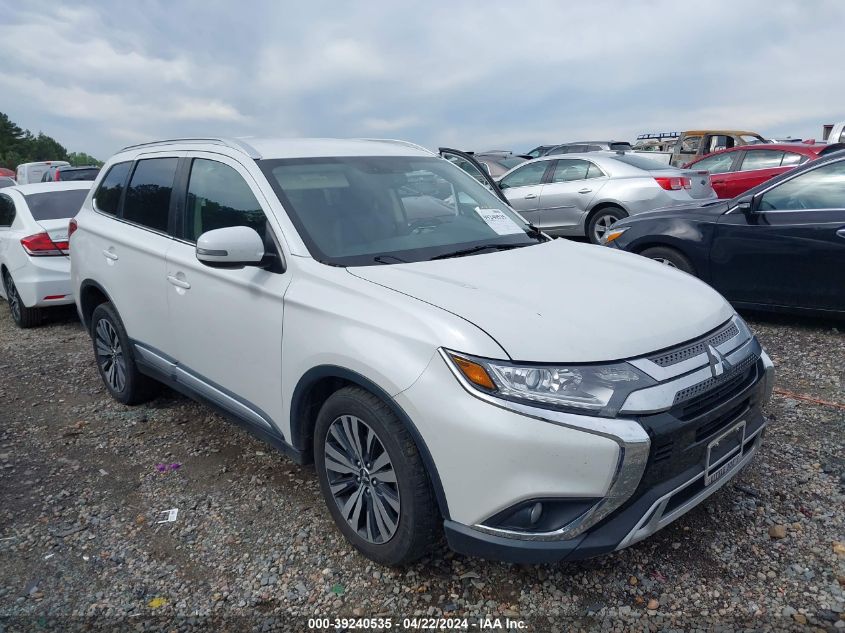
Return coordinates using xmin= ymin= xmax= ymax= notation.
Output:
xmin=1 ymin=0 xmax=843 ymax=161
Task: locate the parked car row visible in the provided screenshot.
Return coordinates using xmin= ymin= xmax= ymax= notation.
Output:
xmin=2 ymin=136 xmax=782 ymax=569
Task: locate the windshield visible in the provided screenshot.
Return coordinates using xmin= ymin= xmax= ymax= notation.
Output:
xmin=59 ymin=168 xmax=99 ymax=181
xmin=260 ymin=156 xmax=540 ymax=266
xmin=23 ymin=189 xmax=88 ymax=220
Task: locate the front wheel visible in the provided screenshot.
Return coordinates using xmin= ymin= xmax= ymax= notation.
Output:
xmin=587 ymin=207 xmax=627 ymax=244
xmin=640 ymin=246 xmax=696 ymax=275
xmin=3 ymin=270 xmax=41 ymax=328
xmin=314 ymin=387 xmax=439 ymax=565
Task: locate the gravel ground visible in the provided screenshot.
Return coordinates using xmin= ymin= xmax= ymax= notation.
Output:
xmin=0 ymin=305 xmax=843 ymax=632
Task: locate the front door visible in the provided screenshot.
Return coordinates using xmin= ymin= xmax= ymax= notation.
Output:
xmin=536 ymin=159 xmax=606 ymax=232
xmin=497 ymin=160 xmax=552 ymax=216
xmin=711 ymin=158 xmax=845 ymax=312
xmin=165 ymin=154 xmax=292 ymax=433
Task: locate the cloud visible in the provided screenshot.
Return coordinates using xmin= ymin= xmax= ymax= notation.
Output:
xmin=1 ymin=0 xmax=843 ymax=159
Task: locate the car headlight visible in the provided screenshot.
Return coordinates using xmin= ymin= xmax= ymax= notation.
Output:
xmin=601 ymin=227 xmax=628 ymax=245
xmin=445 ymin=350 xmax=654 ymax=418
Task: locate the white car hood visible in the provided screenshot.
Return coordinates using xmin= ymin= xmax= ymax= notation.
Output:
xmin=348 ymin=240 xmax=734 ymax=362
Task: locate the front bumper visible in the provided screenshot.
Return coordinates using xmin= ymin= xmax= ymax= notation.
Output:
xmin=412 ymin=317 xmax=774 ymax=564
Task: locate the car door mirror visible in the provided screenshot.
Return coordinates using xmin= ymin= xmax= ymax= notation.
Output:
xmin=196 ymin=226 xmax=265 ymax=268
xmin=736 ymin=195 xmax=759 ymax=213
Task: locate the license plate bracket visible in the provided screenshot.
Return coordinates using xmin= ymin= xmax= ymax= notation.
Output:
xmin=704 ymin=420 xmax=746 ymax=486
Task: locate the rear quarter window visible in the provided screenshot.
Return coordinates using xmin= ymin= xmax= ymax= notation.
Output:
xmin=94 ymin=162 xmax=132 ymax=215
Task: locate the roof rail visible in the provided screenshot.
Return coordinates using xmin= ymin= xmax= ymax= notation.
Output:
xmin=120 ymin=137 xmax=262 ymax=159
xmin=355 ymin=138 xmax=434 ymax=155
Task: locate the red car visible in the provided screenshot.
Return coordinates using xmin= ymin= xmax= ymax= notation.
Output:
xmin=685 ymin=142 xmax=842 ymax=198
xmin=0 ymin=167 xmax=14 ymax=179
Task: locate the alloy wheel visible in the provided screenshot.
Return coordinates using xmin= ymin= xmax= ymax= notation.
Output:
xmin=323 ymin=415 xmax=400 ymax=544
xmin=593 ymin=214 xmax=619 ymax=242
xmin=4 ymin=272 xmax=21 ymax=322
xmin=653 ymin=257 xmax=678 ymax=268
xmin=95 ymin=318 xmax=126 ymax=393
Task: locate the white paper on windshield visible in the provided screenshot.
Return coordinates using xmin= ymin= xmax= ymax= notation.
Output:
xmin=474 ymin=207 xmax=524 ymax=235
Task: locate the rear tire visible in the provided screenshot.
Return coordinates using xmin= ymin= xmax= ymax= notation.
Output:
xmin=3 ymin=270 xmax=41 ymax=328
xmin=314 ymin=386 xmax=440 ymax=566
xmin=640 ymin=246 xmax=696 ymax=275
xmin=587 ymin=207 xmax=627 ymax=244
xmin=90 ymin=302 xmax=159 ymax=405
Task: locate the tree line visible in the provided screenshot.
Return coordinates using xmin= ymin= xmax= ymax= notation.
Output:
xmin=0 ymin=112 xmax=102 ymax=170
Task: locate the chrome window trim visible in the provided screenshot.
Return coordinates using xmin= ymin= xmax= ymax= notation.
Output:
xmin=438 ymin=349 xmax=650 ymax=542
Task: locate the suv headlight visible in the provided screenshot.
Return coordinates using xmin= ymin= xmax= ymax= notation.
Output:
xmin=444 ymin=350 xmax=655 ymax=418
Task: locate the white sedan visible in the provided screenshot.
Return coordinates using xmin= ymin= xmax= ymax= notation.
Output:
xmin=0 ymin=181 xmax=92 ymax=327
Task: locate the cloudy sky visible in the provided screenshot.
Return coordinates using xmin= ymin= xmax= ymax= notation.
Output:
xmin=1 ymin=0 xmax=843 ymax=160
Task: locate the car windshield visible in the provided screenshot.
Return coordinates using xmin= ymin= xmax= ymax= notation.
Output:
xmin=495 ymin=157 xmax=526 ymax=169
xmin=23 ymin=189 xmax=88 ymax=220
xmin=607 ymin=154 xmax=674 ymax=171
xmin=260 ymin=156 xmax=541 ymax=266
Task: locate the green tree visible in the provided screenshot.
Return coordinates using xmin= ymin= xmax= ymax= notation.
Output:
xmin=67 ymin=151 xmax=103 ymax=167
xmin=0 ymin=111 xmax=100 ymax=170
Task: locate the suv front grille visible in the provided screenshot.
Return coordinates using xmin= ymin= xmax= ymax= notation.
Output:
xmin=672 ymin=353 xmax=758 ymax=409
xmin=649 ymin=321 xmax=739 ymax=368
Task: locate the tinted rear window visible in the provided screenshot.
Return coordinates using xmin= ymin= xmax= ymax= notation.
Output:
xmin=95 ymin=162 xmax=132 ymax=215
xmin=59 ymin=168 xmax=99 ymax=181
xmin=123 ymin=158 xmax=178 ymax=232
xmin=0 ymin=177 xmax=14 ymax=189
xmin=23 ymin=189 xmax=89 ymax=221
xmin=610 ymin=142 xmax=633 ymax=150
xmin=608 ymin=154 xmax=674 ymax=171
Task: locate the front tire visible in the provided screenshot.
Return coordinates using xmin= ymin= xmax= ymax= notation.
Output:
xmin=587 ymin=207 xmax=627 ymax=244
xmin=3 ymin=270 xmax=41 ymax=328
xmin=640 ymin=246 xmax=696 ymax=275
xmin=90 ymin=302 xmax=159 ymax=405
xmin=314 ymin=386 xmax=439 ymax=566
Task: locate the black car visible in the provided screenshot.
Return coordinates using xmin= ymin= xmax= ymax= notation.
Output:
xmin=604 ymin=150 xmax=845 ymax=317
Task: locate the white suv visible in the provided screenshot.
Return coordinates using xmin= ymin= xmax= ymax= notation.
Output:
xmin=70 ymin=137 xmax=775 ymax=565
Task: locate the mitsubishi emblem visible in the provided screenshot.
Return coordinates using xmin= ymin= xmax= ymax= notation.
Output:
xmin=706 ymin=344 xmax=726 ymax=377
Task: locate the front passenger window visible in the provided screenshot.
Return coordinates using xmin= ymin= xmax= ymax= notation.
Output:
xmin=499 ymin=161 xmax=547 ymax=189
xmin=185 ymin=159 xmax=268 ymax=243
xmin=758 ymin=160 xmax=845 ymax=211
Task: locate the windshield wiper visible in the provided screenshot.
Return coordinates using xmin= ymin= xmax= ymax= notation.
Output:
xmin=430 ymin=243 xmax=530 ymax=261
xmin=373 ymin=255 xmax=408 ymax=264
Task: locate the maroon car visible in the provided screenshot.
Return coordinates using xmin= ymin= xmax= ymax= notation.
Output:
xmin=686 ymin=142 xmax=843 ymax=199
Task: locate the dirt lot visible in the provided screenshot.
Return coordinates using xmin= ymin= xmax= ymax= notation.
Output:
xmin=0 ymin=305 xmax=843 ymax=632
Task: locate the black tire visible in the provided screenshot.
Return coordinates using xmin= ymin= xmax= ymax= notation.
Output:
xmin=3 ymin=269 xmax=41 ymax=328
xmin=90 ymin=302 xmax=159 ymax=405
xmin=314 ymin=386 xmax=439 ymax=566
xmin=587 ymin=206 xmax=628 ymax=244
xmin=640 ymin=246 xmax=696 ymax=275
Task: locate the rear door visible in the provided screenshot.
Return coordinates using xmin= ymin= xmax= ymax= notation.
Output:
xmin=536 ymin=159 xmax=606 ymax=231
xmin=88 ymin=154 xmax=180 ymax=352
xmin=711 ymin=158 xmax=845 ymax=312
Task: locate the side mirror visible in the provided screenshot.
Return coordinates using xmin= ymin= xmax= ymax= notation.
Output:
xmin=196 ymin=226 xmax=265 ymax=268
xmin=736 ymin=196 xmax=758 ymax=213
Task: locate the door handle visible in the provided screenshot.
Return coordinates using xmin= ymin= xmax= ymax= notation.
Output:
xmin=102 ymin=249 xmax=118 ymax=261
xmin=578 ymin=188 xmax=592 ymax=194
xmin=167 ymin=275 xmax=191 ymax=290
xmin=837 ymin=228 xmax=845 ymax=239
xmin=524 ymin=193 xmax=537 ymax=199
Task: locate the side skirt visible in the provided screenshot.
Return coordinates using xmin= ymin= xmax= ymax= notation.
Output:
xmin=132 ymin=341 xmax=306 ymax=465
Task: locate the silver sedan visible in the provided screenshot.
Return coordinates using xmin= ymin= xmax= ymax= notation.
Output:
xmin=496 ymin=152 xmax=716 ymax=243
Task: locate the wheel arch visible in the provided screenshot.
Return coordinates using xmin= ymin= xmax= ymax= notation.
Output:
xmin=78 ymin=279 xmax=114 ymax=332
xmin=290 ymin=365 xmax=450 ymax=519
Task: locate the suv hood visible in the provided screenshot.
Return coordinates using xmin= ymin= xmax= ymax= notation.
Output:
xmin=348 ymin=240 xmax=734 ymax=362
